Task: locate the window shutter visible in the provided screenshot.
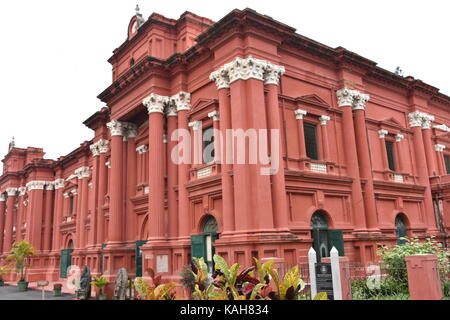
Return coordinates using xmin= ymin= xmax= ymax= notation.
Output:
xmin=304 ymin=123 xmax=318 ymax=160
xmin=191 ymin=235 xmax=206 ymax=259
xmin=327 ymin=229 xmax=344 ymax=256
xmin=385 ymin=141 xmax=396 ymax=171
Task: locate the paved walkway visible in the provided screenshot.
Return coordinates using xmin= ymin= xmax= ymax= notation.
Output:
xmin=0 ymin=284 xmax=74 ymax=300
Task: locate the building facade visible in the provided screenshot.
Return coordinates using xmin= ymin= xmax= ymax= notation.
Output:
xmin=0 ymin=8 xmax=449 ymax=282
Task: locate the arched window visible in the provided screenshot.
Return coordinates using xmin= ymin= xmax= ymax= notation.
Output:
xmin=191 ymin=216 xmax=219 ymax=273
xmin=311 ymin=211 xmax=329 ymax=261
xmin=395 ymin=215 xmax=407 ymax=245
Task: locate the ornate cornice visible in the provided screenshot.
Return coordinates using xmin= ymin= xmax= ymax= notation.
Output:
xmin=143 ymin=93 xmax=169 ymax=114
xmin=294 ymin=109 xmax=307 ymax=120
xmin=75 ymin=166 xmax=90 ymax=179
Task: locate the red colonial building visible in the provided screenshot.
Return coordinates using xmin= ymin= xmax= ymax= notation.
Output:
xmin=1 ymin=8 xmax=449 ymax=283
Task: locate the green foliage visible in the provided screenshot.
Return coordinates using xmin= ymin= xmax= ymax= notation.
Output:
xmin=179 ymin=265 xmax=196 ymax=293
xmin=377 ymin=236 xmax=450 ymax=291
xmin=187 ymin=255 xmax=308 ymax=300
xmin=5 ymin=240 xmax=35 ymax=281
xmin=313 ymin=292 xmax=328 ymax=300
xmin=91 ymin=276 xmax=109 ymax=294
xmin=351 ymin=279 xmax=409 ymax=300
xmin=133 ymin=268 xmax=176 ymax=300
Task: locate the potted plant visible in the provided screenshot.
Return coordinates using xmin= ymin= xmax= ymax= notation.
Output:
xmin=0 ymin=266 xmax=8 ymax=286
xmin=91 ymin=276 xmax=109 ymax=300
xmin=5 ymin=240 xmax=35 ymax=291
xmin=53 ymin=283 xmax=63 ymax=296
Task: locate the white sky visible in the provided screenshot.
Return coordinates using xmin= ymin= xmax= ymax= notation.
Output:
xmin=0 ymin=0 xmax=449 ymax=164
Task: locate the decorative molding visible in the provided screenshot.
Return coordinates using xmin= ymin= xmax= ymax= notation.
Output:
xmin=209 ymin=65 xmax=230 ymax=89
xmin=336 ymin=88 xmax=356 ymax=107
xmin=45 ymin=183 xmax=55 ymax=191
xmin=105 ymin=161 xmax=111 ymax=168
xmin=63 ymin=192 xmax=70 ymax=199
xmin=143 ymin=93 xmax=169 ymax=114
xmin=165 ymin=102 xmax=178 ymax=117
xmin=294 ymin=109 xmax=307 ymax=120
xmin=319 ymin=115 xmax=331 ymax=125
xmin=408 ymin=111 xmax=435 ymax=129
xmin=136 ymin=145 xmax=148 ymax=155
xmin=188 ymin=121 xmax=202 ymax=131
xmin=90 ymin=143 xmax=100 ymax=157
xmin=106 ymin=120 xmax=128 ymax=136
xmin=0 ymin=194 xmax=6 ymax=202
xmin=395 ymin=134 xmax=405 ymax=142
xmin=125 ymin=123 xmax=138 ymax=139
xmin=18 ymin=187 xmax=27 ymax=196
xmin=352 ymin=92 xmax=370 ymax=111
xmin=54 ymin=179 xmax=65 ymax=190
xmin=378 ymin=129 xmax=388 ymax=139
xmin=75 ymin=166 xmax=90 ymax=179
xmin=6 ymin=188 xmax=18 ymax=196
xmin=208 ymin=110 xmax=220 ymax=121
xmin=435 ymin=144 xmax=446 ymax=152
xmin=98 ymin=139 xmax=110 ymax=154
xmin=71 ymin=189 xmax=78 ymax=196
xmin=26 ymin=181 xmax=47 ymax=191
xmin=433 ymin=124 xmax=450 ymax=132
xmin=263 ymin=61 xmax=286 ymax=85
xmin=171 ymin=92 xmax=191 ymax=112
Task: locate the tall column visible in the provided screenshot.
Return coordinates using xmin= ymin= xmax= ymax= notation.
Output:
xmin=0 ymin=194 xmax=6 ymax=254
xmin=378 ymin=129 xmax=390 ymax=171
xmin=265 ymin=66 xmax=289 ymax=232
xmin=435 ymin=144 xmax=446 ymax=176
xmin=75 ymin=167 xmax=90 ymax=249
xmin=15 ymin=187 xmax=26 ymax=242
xmin=171 ymin=92 xmax=191 ymax=240
xmin=143 ymin=94 xmax=168 ymax=241
xmin=26 ymin=181 xmax=46 ymax=251
xmin=421 ymin=114 xmax=438 ymax=176
xmin=125 ymin=125 xmax=138 ymax=241
xmin=319 ymin=116 xmax=331 ymax=162
xmin=166 ymin=103 xmax=179 ymax=239
xmin=408 ymin=111 xmax=438 ymax=232
xmin=43 ymin=183 xmax=54 ymax=251
xmin=106 ymin=120 xmax=127 ymax=244
xmin=3 ymin=188 xmax=17 ymax=254
xmin=210 ymin=69 xmax=235 ymax=234
xmin=96 ymin=140 xmax=109 ymax=246
xmin=294 ymin=109 xmax=308 ymax=162
xmin=336 ymin=89 xmax=366 ymax=232
xmin=352 ymin=93 xmax=379 ymax=231
xmin=52 ymin=179 xmax=65 ymax=251
xmin=395 ymin=134 xmax=406 ymax=172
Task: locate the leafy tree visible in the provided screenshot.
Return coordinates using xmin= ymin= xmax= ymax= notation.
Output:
xmin=5 ymin=240 xmax=35 ymax=282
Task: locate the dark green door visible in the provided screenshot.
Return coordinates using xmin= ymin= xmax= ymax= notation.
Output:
xmin=327 ymin=229 xmax=345 ymax=256
xmin=191 ymin=235 xmax=207 ymax=259
xmin=60 ymin=249 xmax=73 ymax=278
xmin=135 ymin=240 xmax=147 ymax=277
xmin=395 ymin=216 xmax=407 ymax=245
xmin=311 ymin=211 xmax=329 ymax=262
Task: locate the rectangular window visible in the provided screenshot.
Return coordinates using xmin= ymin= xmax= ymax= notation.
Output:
xmin=203 ymin=126 xmax=215 ymax=164
xmin=445 ymin=154 xmax=450 ymax=174
xmin=304 ymin=123 xmax=318 ymax=160
xmin=385 ymin=140 xmax=396 ymax=171
xmin=69 ymin=196 xmax=74 ymax=216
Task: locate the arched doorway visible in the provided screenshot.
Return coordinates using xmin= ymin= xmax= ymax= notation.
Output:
xmin=395 ymin=215 xmax=407 ymax=245
xmin=311 ymin=211 xmax=329 ymax=261
xmin=60 ymin=238 xmax=74 ymax=278
xmin=191 ymin=215 xmax=219 ymax=273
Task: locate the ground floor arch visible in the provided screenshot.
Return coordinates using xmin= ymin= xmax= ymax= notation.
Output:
xmin=191 ymin=215 xmax=219 ymax=272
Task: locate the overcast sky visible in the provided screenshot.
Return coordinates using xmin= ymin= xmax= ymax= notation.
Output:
xmin=0 ymin=0 xmax=449 ymax=164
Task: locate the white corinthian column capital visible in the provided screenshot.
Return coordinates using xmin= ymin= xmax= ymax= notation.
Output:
xmin=264 ymin=62 xmax=286 ymax=85
xmin=408 ymin=111 xmax=435 ymax=129
xmin=210 ymin=65 xmax=230 ymax=89
xmin=352 ymin=92 xmax=370 ymax=111
xmin=143 ymin=93 xmax=169 ymax=114
xmin=6 ymin=188 xmax=17 ymax=197
xmin=75 ymin=166 xmax=91 ymax=179
xmin=171 ymin=92 xmax=191 ymax=112
xmin=107 ymin=120 xmax=128 ymax=136
xmin=336 ymin=88 xmax=357 ymax=107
